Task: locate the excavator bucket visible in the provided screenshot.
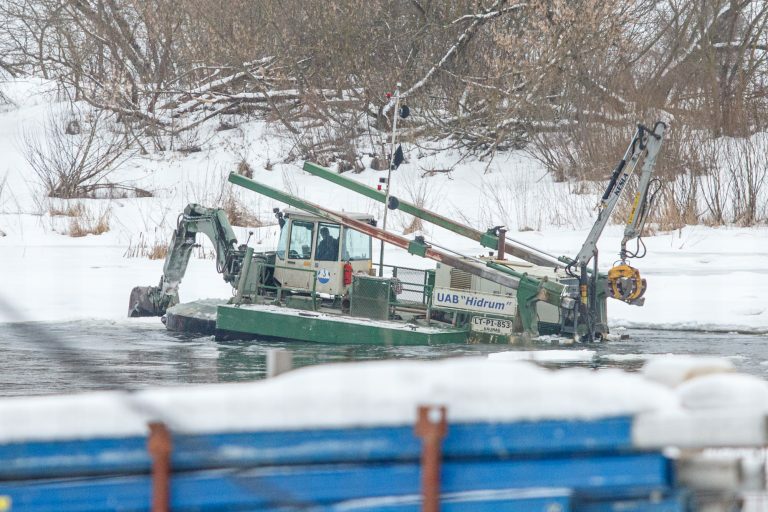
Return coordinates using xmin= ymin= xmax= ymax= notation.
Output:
xmin=128 ymin=286 xmax=176 ymax=317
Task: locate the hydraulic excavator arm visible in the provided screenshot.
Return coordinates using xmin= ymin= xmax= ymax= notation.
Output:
xmin=128 ymin=203 xmax=246 ymax=317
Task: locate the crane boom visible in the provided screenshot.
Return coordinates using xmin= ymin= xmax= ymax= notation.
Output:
xmin=302 ymin=161 xmax=564 ymax=269
xmin=574 ymin=122 xmax=667 ymax=267
xmin=569 ymin=121 xmax=667 ymax=340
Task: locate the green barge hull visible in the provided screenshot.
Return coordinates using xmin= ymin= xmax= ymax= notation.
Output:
xmin=164 ymin=300 xmax=570 ymax=345
xmin=215 ymin=304 xmax=469 ymax=345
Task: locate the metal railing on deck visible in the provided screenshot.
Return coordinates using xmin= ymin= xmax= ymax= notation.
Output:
xmin=237 ymin=259 xmax=319 ymax=310
xmin=375 ymin=263 xmax=432 ymax=313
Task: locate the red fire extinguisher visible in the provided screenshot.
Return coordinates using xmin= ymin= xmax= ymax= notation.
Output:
xmin=343 ymin=261 xmax=353 ymax=286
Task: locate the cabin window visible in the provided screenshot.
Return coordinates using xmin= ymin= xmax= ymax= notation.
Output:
xmin=288 ymin=220 xmax=314 ymax=259
xmin=276 ymin=223 xmax=290 ymax=259
xmin=342 ymin=228 xmax=371 ymax=261
xmin=315 ymin=223 xmax=341 ymax=261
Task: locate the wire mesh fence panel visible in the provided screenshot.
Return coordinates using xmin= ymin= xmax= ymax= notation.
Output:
xmin=391 ymin=266 xmax=430 ymax=307
xmin=349 ymin=275 xmax=393 ymax=320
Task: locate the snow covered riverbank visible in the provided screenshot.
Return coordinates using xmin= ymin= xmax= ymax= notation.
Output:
xmin=0 ymin=79 xmax=766 ymax=332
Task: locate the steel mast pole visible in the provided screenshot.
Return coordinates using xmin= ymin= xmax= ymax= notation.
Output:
xmin=378 ymin=83 xmax=401 ymax=276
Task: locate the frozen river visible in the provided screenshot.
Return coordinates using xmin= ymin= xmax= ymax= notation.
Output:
xmin=1 ymin=320 xmax=767 ymax=397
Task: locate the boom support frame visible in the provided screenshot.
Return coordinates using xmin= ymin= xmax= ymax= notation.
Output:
xmin=228 ymin=172 xmax=570 ymax=337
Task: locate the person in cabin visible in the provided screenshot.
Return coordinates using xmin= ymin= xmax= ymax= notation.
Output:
xmin=317 ymin=226 xmax=339 ymax=261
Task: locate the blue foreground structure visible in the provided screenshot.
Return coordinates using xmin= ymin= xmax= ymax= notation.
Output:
xmin=0 ymin=415 xmax=694 ymax=511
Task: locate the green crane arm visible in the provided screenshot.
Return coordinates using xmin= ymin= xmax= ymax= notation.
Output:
xmin=128 ymin=203 xmax=245 ymax=317
xmin=302 ymin=161 xmax=565 ymax=269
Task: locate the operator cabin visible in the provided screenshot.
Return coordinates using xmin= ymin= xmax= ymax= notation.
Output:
xmin=273 ymin=209 xmax=374 ymax=296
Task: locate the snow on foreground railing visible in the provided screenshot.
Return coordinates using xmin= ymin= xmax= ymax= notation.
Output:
xmin=0 ymin=355 xmax=767 ymax=511
xmin=0 ymin=354 xmax=765 ymax=444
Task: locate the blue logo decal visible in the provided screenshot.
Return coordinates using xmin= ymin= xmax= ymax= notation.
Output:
xmin=317 ymin=268 xmax=331 ymax=284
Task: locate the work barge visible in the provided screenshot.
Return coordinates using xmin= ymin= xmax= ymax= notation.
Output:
xmin=130 ymin=121 xmax=667 ymax=344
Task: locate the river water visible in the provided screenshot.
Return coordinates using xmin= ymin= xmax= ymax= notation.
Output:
xmin=1 ymin=319 xmax=767 ymax=397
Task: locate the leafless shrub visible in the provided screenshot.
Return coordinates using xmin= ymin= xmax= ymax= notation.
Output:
xmin=220 ymin=189 xmax=262 ymax=227
xmin=66 ymin=207 xmax=110 ymax=237
xmin=0 ymin=173 xmax=7 ymax=209
xmin=236 ymin=159 xmax=253 ymax=178
xmin=285 ymin=110 xmax=366 ymax=173
xmin=173 ymin=125 xmax=209 ymax=154
xmin=482 ymin=171 xmax=541 ymax=231
xmin=148 ymin=243 xmax=169 ymax=260
xmin=0 ymin=173 xmax=7 ymax=236
xmin=394 ymin=176 xmax=437 ymax=235
xmin=643 ymin=133 xmax=768 ymax=228
xmin=49 ymin=201 xmax=85 ymax=217
xmin=705 ymin=136 xmax=768 ymax=226
xmin=23 ymin=109 xmax=135 ymax=199
xmin=726 ymin=137 xmax=768 ymax=226
xmin=124 ymin=232 xmax=168 ymax=259
xmin=187 ymin=168 xmax=263 ymax=227
xmin=281 ymin=170 xmax=301 ymax=199
xmin=0 ymin=86 xmax=14 ymax=112
xmin=524 ymin=132 xmax=575 ymax=183
xmin=699 ymin=138 xmax=730 ymax=226
xmin=480 ymin=164 xmax=593 ymax=232
xmin=527 ymin=124 xmax=639 ymax=182
xmin=654 ymin=174 xmax=701 ymax=231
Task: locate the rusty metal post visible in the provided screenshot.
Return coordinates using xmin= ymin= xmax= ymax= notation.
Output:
xmin=415 ymin=405 xmax=448 ymax=512
xmin=497 ymin=228 xmax=507 ymax=260
xmin=147 ymin=422 xmax=172 ymax=512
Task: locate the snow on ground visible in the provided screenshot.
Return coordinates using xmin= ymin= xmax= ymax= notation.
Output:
xmin=0 ymin=78 xmax=767 ymax=332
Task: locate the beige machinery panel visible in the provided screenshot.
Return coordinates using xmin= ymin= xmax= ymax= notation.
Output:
xmin=434 ymin=261 xmax=563 ymax=325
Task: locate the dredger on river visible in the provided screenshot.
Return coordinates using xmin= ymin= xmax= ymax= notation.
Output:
xmin=129 ymin=121 xmax=667 ymax=344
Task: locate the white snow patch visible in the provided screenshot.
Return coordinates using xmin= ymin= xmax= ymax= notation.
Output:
xmin=603 ymin=353 xmax=651 ymax=362
xmin=642 ymin=355 xmax=734 ymax=388
xmin=634 ymin=410 xmax=768 ymax=448
xmin=488 ymin=349 xmax=595 ymax=363
xmin=677 ymin=374 xmax=768 ymax=411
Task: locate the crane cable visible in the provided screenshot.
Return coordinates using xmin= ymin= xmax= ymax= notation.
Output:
xmin=622 ymin=177 xmax=662 ymax=261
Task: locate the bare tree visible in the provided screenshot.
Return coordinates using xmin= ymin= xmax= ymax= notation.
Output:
xmin=23 ymin=109 xmax=135 ymax=198
xmin=0 ymin=0 xmax=766 ymax=205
